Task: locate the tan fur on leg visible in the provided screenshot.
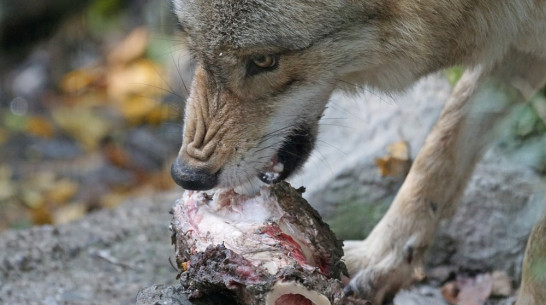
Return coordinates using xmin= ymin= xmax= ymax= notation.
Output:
xmin=344 ymin=50 xmax=546 ymax=304
xmin=516 ymin=216 xmax=546 ymax=305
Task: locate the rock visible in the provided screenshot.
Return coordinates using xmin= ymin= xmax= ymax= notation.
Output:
xmin=0 ymin=192 xmax=181 ymax=305
xmin=394 ymin=286 xmax=450 ymax=305
xmin=136 ymin=285 xmax=218 ymax=305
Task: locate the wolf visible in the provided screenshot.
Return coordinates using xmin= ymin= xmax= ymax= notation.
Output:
xmin=170 ymin=0 xmax=546 ymax=304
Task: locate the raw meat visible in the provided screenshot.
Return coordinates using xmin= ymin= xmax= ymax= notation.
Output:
xmin=170 ymin=182 xmax=367 ymax=305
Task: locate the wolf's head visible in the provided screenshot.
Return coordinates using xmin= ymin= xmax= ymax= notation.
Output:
xmin=170 ymin=0 xmax=386 ymax=191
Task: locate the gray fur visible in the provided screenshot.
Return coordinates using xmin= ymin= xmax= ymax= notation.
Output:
xmin=173 ymin=0 xmax=363 ymax=52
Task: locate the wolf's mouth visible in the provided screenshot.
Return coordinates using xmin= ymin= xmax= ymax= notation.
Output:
xmin=258 ymin=125 xmax=315 ymax=184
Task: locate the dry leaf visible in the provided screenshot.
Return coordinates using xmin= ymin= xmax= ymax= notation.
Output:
xmin=99 ymin=192 xmax=128 ymax=209
xmin=441 ymin=281 xmax=459 ymax=305
xmin=53 ymin=203 xmax=87 ymax=225
xmin=103 ymin=141 xmax=132 ymax=168
xmin=375 ymin=140 xmax=411 ymax=177
xmin=107 ymin=59 xmax=164 ymax=101
xmin=26 ymin=116 xmax=55 ymax=138
xmin=107 ymin=27 xmax=149 ymax=65
xmin=45 ymin=180 xmax=79 ymax=204
xmin=119 ymin=95 xmax=160 ymax=124
xmin=29 ymin=171 xmax=57 ymax=192
xmin=60 ymin=68 xmax=99 ymax=94
xmin=52 ymin=107 xmax=111 ymax=150
xmin=145 ymin=104 xmax=175 ymax=125
xmin=490 ymin=270 xmax=513 ymax=297
xmin=29 ymin=205 xmax=53 ymax=225
xmin=21 ymin=189 xmax=45 ymax=209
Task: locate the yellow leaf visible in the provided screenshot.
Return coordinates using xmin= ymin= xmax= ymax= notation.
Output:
xmin=107 ymin=59 xmax=164 ymax=101
xmin=26 ymin=116 xmax=55 ymax=138
xmin=52 ymin=107 xmax=111 ymax=150
xmin=29 ymin=205 xmax=53 ymax=225
xmin=30 ymin=171 xmax=57 ymax=192
xmin=145 ymin=104 xmax=175 ymax=125
xmin=100 ymin=192 xmax=128 ymax=209
xmin=46 ymin=180 xmax=79 ymax=204
xmin=22 ymin=190 xmax=44 ymax=209
xmin=60 ymin=68 xmax=99 ymax=94
xmin=53 ymin=203 xmax=87 ymax=225
xmin=375 ymin=140 xmax=411 ymax=177
xmin=120 ymin=96 xmax=160 ymax=124
xmin=107 ymin=27 xmax=149 ymax=65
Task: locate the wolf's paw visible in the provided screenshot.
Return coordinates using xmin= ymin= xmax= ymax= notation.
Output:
xmin=343 ymin=239 xmax=420 ymax=304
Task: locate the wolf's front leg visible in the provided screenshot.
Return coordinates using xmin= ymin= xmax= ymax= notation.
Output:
xmin=344 ymin=50 xmax=546 ymax=304
xmin=516 ymin=215 xmax=546 ymax=305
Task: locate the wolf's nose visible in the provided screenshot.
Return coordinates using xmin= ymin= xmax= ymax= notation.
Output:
xmin=171 ymin=157 xmax=218 ymax=190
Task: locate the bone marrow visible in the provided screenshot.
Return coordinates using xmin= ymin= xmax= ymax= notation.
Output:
xmin=170 ymin=182 xmax=366 ymax=305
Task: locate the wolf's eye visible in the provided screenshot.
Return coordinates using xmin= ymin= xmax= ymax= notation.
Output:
xmin=253 ymin=55 xmax=276 ymax=68
xmin=247 ymin=54 xmax=279 ymax=76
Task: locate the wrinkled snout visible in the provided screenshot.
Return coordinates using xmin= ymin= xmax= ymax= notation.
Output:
xmin=171 ymin=157 xmax=219 ymax=190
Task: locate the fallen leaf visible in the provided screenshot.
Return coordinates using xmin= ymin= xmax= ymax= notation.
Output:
xmin=52 ymin=106 xmax=111 ymax=150
xmin=107 ymin=59 xmax=164 ymax=101
xmin=375 ymin=140 xmax=411 ymax=177
xmin=441 ymin=281 xmax=459 ymax=305
xmin=53 ymin=203 xmax=87 ymax=225
xmin=491 ymin=270 xmax=513 ymax=297
xmin=26 ymin=116 xmax=55 ymax=138
xmin=100 ymin=192 xmax=128 ymax=209
xmin=29 ymin=205 xmax=53 ymax=225
xmin=45 ymin=179 xmax=79 ymax=204
xmin=21 ymin=189 xmax=45 ymax=209
xmin=60 ymin=68 xmax=100 ymax=94
xmin=103 ymin=141 xmax=132 ymax=168
xmin=29 ymin=171 xmax=57 ymax=192
xmin=107 ymin=27 xmax=149 ymax=65
xmin=145 ymin=104 xmax=176 ymax=125
xmin=119 ymin=95 xmax=160 ymax=124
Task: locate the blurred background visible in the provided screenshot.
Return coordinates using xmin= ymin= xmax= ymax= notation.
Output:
xmin=0 ymin=0 xmax=190 ymax=231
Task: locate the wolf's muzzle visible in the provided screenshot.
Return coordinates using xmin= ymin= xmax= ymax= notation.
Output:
xmin=171 ymin=157 xmax=219 ymax=190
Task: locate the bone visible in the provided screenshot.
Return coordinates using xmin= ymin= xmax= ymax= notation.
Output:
xmin=265 ymin=281 xmax=331 ymax=305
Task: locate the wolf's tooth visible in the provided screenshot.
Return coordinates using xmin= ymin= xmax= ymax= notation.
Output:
xmin=273 ymin=162 xmax=284 ymax=173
